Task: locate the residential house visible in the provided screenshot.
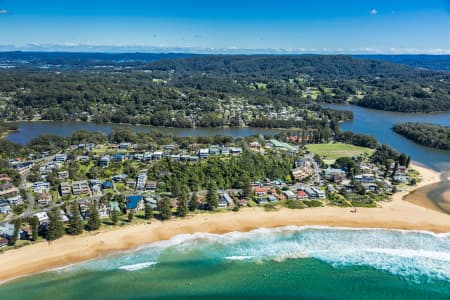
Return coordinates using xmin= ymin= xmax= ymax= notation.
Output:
xmin=218 ymin=192 xmax=234 ymax=208
xmin=102 ymin=181 xmax=113 ymax=190
xmin=58 ymin=171 xmax=70 ymax=180
xmin=146 ymin=181 xmax=157 ymax=192
xmin=311 ymin=187 xmax=326 ymax=199
xmin=136 ymin=173 xmax=147 ymax=191
xmin=60 ymin=182 xmax=72 ymax=196
xmin=231 ymin=147 xmax=243 ymax=155
xmin=0 ymin=174 xmax=12 ymax=182
xmin=253 ymin=187 xmax=268 ymax=196
xmin=113 ymin=153 xmax=126 ymax=162
xmin=112 ymin=174 xmax=128 ymax=181
xmin=0 ymin=200 xmax=12 ymax=214
xmin=99 ymin=155 xmax=111 ymax=168
xmin=119 ymin=142 xmax=132 ymax=150
xmin=209 ymin=147 xmax=221 ymax=155
xmin=33 ymin=212 xmax=49 ymax=224
xmin=7 ymin=195 xmax=24 ymax=206
xmin=32 ymin=181 xmax=50 ymax=193
xmin=54 ymin=154 xmax=68 ymax=162
xmin=198 ymin=148 xmax=209 ymax=159
xmin=97 ymin=202 xmax=109 ymax=218
xmin=37 ymin=192 xmax=52 ymax=207
xmin=296 ymin=190 xmax=308 ymax=200
xmin=323 ymin=168 xmax=347 ymax=183
xmin=126 ymin=195 xmax=144 ymax=212
xmin=144 ymin=196 xmax=158 ymax=209
xmin=0 ymin=182 xmax=18 ymax=198
xmin=109 ymin=201 xmax=121 ymax=214
xmin=353 ymin=174 xmax=375 ymax=184
xmin=282 ymin=190 xmax=297 ymax=200
xmin=221 ymin=147 xmax=230 ymax=155
xmin=0 ymin=223 xmax=15 ymax=238
xmin=72 ymin=180 xmax=90 ymax=195
xmin=291 ymin=166 xmax=314 ymax=181
xmin=152 ymin=151 xmax=163 ymax=160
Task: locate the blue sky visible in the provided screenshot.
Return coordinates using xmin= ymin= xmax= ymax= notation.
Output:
xmin=0 ymin=0 xmax=450 ymax=53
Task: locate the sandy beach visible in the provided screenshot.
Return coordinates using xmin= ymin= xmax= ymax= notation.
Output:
xmin=0 ymin=163 xmax=448 ymax=284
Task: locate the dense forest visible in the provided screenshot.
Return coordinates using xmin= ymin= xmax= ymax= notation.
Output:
xmin=359 ymin=55 xmax=450 ymax=72
xmin=0 ymin=54 xmax=449 ymax=126
xmin=393 ymin=122 xmax=450 ymax=150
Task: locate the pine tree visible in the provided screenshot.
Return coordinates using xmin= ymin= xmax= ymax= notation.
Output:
xmin=241 ymin=175 xmax=252 ymax=198
xmin=205 ymin=182 xmax=218 ymax=211
xmin=177 ymin=197 xmax=188 ymax=217
xmin=157 ymin=198 xmax=172 ymax=220
xmin=67 ymin=202 xmax=83 ymax=235
xmin=29 ymin=216 xmax=39 ymax=241
xmin=111 ymin=209 xmax=120 ymax=225
xmin=128 ymin=210 xmax=134 ymax=222
xmin=47 ymin=207 xmax=65 ymax=241
xmin=87 ymin=201 xmax=101 ymax=231
xmin=144 ymin=204 xmax=153 ymax=220
xmin=10 ymin=218 xmax=22 ymax=245
xmin=189 ymin=192 xmax=200 ymax=212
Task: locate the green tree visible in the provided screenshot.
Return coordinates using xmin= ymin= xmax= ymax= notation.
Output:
xmin=29 ymin=216 xmax=39 ymax=241
xmin=127 ymin=210 xmax=134 ymax=222
xmin=241 ymin=175 xmax=252 ymax=198
xmin=47 ymin=207 xmax=65 ymax=241
xmin=144 ymin=204 xmax=153 ymax=220
xmin=205 ymin=182 xmax=218 ymax=211
xmin=177 ymin=197 xmax=188 ymax=217
xmin=189 ymin=192 xmax=200 ymax=212
xmin=87 ymin=201 xmax=101 ymax=231
xmin=157 ymin=198 xmax=172 ymax=220
xmin=10 ymin=218 xmax=22 ymax=245
xmin=67 ymin=202 xmax=83 ymax=235
xmin=111 ymin=209 xmax=120 ymax=225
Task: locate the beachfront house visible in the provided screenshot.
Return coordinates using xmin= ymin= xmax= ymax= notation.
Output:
xmin=218 ymin=192 xmax=234 ymax=208
xmin=126 ymin=195 xmax=144 ymax=212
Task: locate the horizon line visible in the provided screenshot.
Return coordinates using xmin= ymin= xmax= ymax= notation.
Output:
xmin=1 ymin=44 xmax=450 ymax=55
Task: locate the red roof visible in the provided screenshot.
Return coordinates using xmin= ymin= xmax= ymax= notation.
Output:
xmin=254 ymin=187 xmax=268 ymax=193
xmin=296 ymin=191 xmax=308 ymax=197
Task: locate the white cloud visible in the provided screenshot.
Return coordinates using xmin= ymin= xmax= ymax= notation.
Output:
xmin=369 ymin=9 xmax=378 ymax=15
xmin=0 ymin=9 xmax=8 ymax=15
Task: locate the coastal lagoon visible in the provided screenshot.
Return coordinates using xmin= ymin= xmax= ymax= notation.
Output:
xmin=6 ymin=122 xmax=281 ymax=145
xmin=326 ymin=104 xmax=450 ymax=172
xmin=1 ymin=226 xmax=449 ymax=299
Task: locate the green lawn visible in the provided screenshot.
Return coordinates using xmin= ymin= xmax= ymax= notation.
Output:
xmin=306 ymin=143 xmax=374 ymax=165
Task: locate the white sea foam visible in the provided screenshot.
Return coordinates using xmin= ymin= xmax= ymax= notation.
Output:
xmin=67 ymin=226 xmax=450 ymax=282
xmin=118 ymin=262 xmax=158 ymax=272
xmin=224 ymin=256 xmax=255 ymax=260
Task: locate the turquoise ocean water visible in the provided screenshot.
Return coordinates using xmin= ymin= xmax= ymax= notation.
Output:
xmin=1 ymin=226 xmax=449 ymax=300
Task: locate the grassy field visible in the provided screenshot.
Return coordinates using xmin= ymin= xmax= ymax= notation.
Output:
xmin=306 ymin=143 xmax=374 ymax=165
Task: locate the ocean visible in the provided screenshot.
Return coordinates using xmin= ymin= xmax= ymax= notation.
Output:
xmin=1 ymin=226 xmax=449 ymax=300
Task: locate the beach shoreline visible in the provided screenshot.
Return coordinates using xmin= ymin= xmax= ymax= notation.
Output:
xmin=0 ymin=163 xmax=448 ymax=285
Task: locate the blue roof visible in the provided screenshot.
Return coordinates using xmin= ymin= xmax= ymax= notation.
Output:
xmin=126 ymin=195 xmax=143 ymax=209
xmin=102 ymin=181 xmax=113 ymax=188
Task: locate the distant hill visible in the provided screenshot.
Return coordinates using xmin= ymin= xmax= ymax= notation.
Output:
xmin=0 ymin=51 xmax=197 ymax=69
xmin=356 ymin=55 xmax=450 ymax=72
xmin=146 ymin=54 xmax=436 ymax=80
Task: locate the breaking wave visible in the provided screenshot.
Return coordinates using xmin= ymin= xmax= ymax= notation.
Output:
xmin=63 ymin=226 xmax=450 ymax=282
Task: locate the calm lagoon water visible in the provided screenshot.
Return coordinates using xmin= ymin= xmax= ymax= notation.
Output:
xmin=1 ymin=227 xmax=449 ymax=300
xmin=326 ymin=104 xmax=450 ymax=172
xmin=6 ymin=122 xmax=281 ymax=145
